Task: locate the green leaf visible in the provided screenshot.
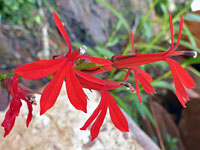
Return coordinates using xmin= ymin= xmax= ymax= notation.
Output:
xmin=184 ymin=13 xmax=200 ymax=22
xmin=106 ymin=37 xmax=119 ymax=47
xmin=178 ymin=39 xmax=200 ymax=52
xmin=95 ymin=46 xmax=115 ymax=58
xmin=96 ymin=0 xmax=130 ymax=32
xmin=183 ymin=23 xmax=196 ymax=47
xmin=34 ymin=15 xmax=42 ymax=24
xmin=152 ymin=80 xmax=174 ymax=91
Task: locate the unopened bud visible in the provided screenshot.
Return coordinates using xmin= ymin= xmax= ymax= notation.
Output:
xmin=183 ymin=51 xmax=198 ymax=58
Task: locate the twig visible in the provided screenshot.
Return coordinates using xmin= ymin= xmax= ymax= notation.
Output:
xmin=38 ymin=0 xmax=50 ymax=58
xmin=149 ymin=94 xmax=165 ymax=150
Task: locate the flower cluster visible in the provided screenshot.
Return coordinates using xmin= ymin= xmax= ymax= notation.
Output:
xmin=1 ymin=12 xmax=197 ymax=140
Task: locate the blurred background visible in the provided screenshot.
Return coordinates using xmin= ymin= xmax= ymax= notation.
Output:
xmin=0 ymin=0 xmax=200 ymax=149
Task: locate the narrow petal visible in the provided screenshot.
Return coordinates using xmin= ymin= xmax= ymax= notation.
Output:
xmin=134 ymin=72 xmax=143 ymax=104
xmin=132 ymin=66 xmax=152 ymax=82
xmin=166 ymin=58 xmax=189 ymax=107
xmin=80 ymin=96 xmax=106 ymax=130
xmin=14 ymin=57 xmax=65 ymax=80
xmin=168 ymin=59 xmax=195 ymax=89
xmin=169 ymin=12 xmax=174 ymax=50
xmin=130 ymin=31 xmax=135 ymax=54
xmin=1 ymin=98 xmax=22 ymax=137
xmin=76 ymin=70 xmax=120 ymax=90
xmin=172 ymin=14 xmax=183 ymax=52
xmin=24 ymin=99 xmax=33 ymax=127
xmin=83 ymin=65 xmax=115 ymax=75
xmin=123 ymin=69 xmax=131 ymax=82
xmin=90 ymin=95 xmax=108 ymax=141
xmin=106 ymin=91 xmax=129 ymax=132
xmin=19 ymin=93 xmax=33 ymax=127
xmin=79 ymin=56 xmax=112 ymax=65
xmin=65 ymin=64 xmax=87 ymax=113
xmin=40 ymin=64 xmax=66 ymax=115
xmin=10 ymin=73 xmax=19 ymax=96
xmin=112 ymin=52 xmax=165 ymax=69
xmin=135 ymin=71 xmax=155 ymax=94
xmin=53 ymin=11 xmax=72 ymax=53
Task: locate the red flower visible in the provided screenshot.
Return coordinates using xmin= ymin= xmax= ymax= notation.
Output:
xmin=74 ymin=71 xmax=129 ymax=141
xmin=80 ymin=90 xmax=129 ymax=141
xmin=14 ymin=12 xmax=112 ymax=115
xmin=112 ymin=13 xmax=196 ymax=107
xmin=123 ymin=31 xmax=155 ymax=103
xmin=1 ymin=71 xmax=33 ymax=137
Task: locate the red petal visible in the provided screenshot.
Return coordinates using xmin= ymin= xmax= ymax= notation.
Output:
xmin=80 ymin=95 xmax=106 ymax=130
xmin=83 ymin=65 xmax=115 ymax=75
xmin=123 ymin=69 xmax=131 ymax=82
xmin=135 ymin=71 xmax=155 ymax=94
xmin=113 ymin=52 xmax=165 ymax=69
xmin=168 ymin=59 xmax=194 ymax=89
xmin=10 ymin=73 xmax=19 ymax=96
xmin=76 ymin=71 xmax=120 ymax=90
xmin=130 ymin=31 xmax=135 ymax=54
xmin=169 ymin=12 xmax=174 ymax=50
xmin=172 ymin=14 xmax=183 ymax=52
xmin=166 ymin=58 xmax=189 ymax=107
xmin=14 ymin=57 xmax=65 ymax=80
xmin=79 ymin=56 xmax=112 ymax=65
xmin=134 ymin=73 xmax=143 ymax=104
xmin=40 ymin=64 xmax=66 ymax=115
xmin=133 ymin=66 xmax=152 ymax=82
xmin=1 ymin=98 xmax=22 ymax=137
xmin=65 ymin=65 xmax=87 ymax=113
xmin=106 ymin=91 xmax=129 ymax=132
xmin=90 ymin=93 xmax=108 ymax=141
xmin=53 ymin=11 xmax=72 ymax=53
xmin=19 ymin=93 xmax=33 ymax=127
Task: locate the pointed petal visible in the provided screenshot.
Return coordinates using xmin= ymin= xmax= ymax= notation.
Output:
xmin=112 ymin=52 xmax=165 ymax=69
xmin=40 ymin=65 xmax=66 ymax=115
xmin=90 ymin=94 xmax=108 ymax=141
xmin=135 ymin=71 xmax=155 ymax=94
xmin=166 ymin=58 xmax=189 ymax=107
xmin=14 ymin=57 xmax=65 ymax=79
xmin=76 ymin=70 xmax=120 ymax=90
xmin=10 ymin=73 xmax=19 ymax=96
xmin=168 ymin=59 xmax=194 ymax=89
xmin=130 ymin=31 xmax=135 ymax=54
xmin=123 ymin=69 xmax=131 ymax=82
xmin=172 ymin=14 xmax=183 ymax=52
xmin=169 ymin=12 xmax=174 ymax=50
xmin=1 ymin=98 xmax=22 ymax=137
xmin=19 ymin=93 xmax=33 ymax=127
xmin=53 ymin=11 xmax=72 ymax=53
xmin=134 ymin=72 xmax=143 ymax=104
xmin=80 ymin=95 xmax=105 ymax=130
xmin=106 ymin=91 xmax=129 ymax=132
xmin=65 ymin=65 xmax=87 ymax=113
xmin=79 ymin=56 xmax=112 ymax=65
xmin=132 ymin=66 xmax=152 ymax=82
xmin=83 ymin=65 xmax=115 ymax=75
xmin=24 ymin=99 xmax=33 ymax=127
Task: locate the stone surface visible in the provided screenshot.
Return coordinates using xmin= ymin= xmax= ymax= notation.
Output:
xmin=0 ymin=84 xmax=159 ymax=150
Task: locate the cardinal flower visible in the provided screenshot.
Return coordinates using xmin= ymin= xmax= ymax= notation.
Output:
xmin=112 ymin=13 xmax=196 ymax=107
xmin=122 ymin=31 xmax=155 ymax=103
xmin=14 ymin=12 xmax=112 ymax=115
xmin=1 ymin=71 xmax=33 ymax=137
xmin=76 ymin=71 xmax=129 ymax=141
